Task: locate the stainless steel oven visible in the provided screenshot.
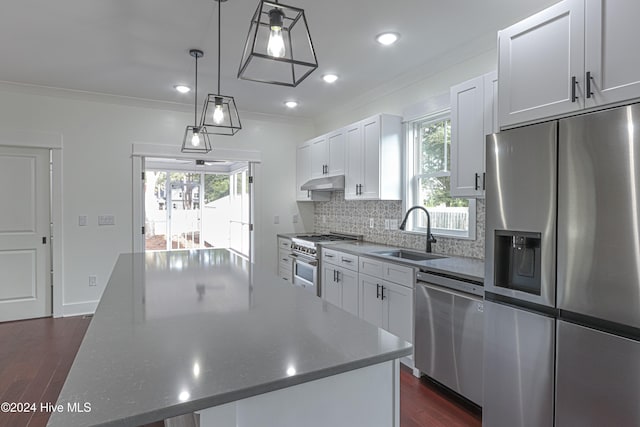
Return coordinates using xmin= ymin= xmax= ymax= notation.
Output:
xmin=289 ymin=233 xmax=362 ymax=297
xmin=290 ymin=253 xmax=317 ymax=296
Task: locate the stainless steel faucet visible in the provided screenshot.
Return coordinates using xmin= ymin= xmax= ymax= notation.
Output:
xmin=399 ymin=206 xmax=437 ymax=253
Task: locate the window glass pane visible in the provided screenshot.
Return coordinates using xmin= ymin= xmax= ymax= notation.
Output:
xmin=418 ymin=176 xmax=469 ymax=233
xmin=419 ymin=119 xmax=451 ymax=174
xmin=236 ymin=172 xmax=243 ymax=195
xmin=204 ymin=174 xmax=229 ymax=204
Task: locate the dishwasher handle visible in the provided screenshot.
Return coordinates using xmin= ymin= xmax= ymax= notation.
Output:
xmin=417 ymin=280 xmax=484 ymax=302
xmin=417 ymin=271 xmax=483 ymax=297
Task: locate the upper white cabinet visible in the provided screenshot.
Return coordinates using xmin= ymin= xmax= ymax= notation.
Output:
xmin=450 ymin=71 xmax=498 ymax=198
xmin=296 ymin=140 xmax=329 ymax=202
xmin=344 ymin=114 xmax=402 ymax=201
xmin=310 ymin=130 xmax=345 ymax=179
xmin=499 ymin=0 xmax=640 ymax=128
xmin=498 ymin=0 xmax=585 ymax=128
xmin=584 ymin=0 xmax=640 ymax=108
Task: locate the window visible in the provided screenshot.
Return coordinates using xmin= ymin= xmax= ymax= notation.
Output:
xmin=405 ymin=111 xmax=476 ymax=239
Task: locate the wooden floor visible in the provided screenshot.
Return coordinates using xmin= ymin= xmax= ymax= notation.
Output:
xmin=0 ymin=316 xmax=481 ymax=427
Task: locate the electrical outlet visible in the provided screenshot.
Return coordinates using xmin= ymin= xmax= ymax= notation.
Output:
xmin=78 ymin=215 xmax=87 ymax=226
xmin=369 ymin=218 xmax=374 ymax=228
xmin=384 ymin=219 xmax=390 ymax=230
xmin=89 ymin=275 xmax=97 ymax=287
xmin=274 ymin=215 xmax=280 ymax=224
xmin=98 ymin=215 xmax=115 ymax=226
xmin=292 ymin=214 xmax=299 ymax=224
xmin=322 ymin=215 xmax=327 ymax=224
xmin=390 ymin=219 xmax=398 ymax=229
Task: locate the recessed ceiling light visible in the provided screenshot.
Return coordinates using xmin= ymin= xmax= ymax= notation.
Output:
xmin=174 ymin=85 xmax=191 ymax=94
xmin=285 ymin=101 xmax=298 ymax=109
xmin=376 ymin=32 xmax=400 ymax=46
xmin=322 ymin=74 xmax=339 ymax=83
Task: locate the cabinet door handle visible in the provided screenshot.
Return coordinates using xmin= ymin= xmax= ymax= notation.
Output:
xmin=341 ymin=257 xmax=352 ymax=264
xmin=325 ymin=254 xmax=334 ymax=258
xmin=376 ymin=284 xmax=381 ymax=299
xmin=333 ymin=269 xmax=337 ymax=282
xmin=307 ymin=190 xmax=310 ymax=199
xmin=482 ymin=172 xmax=486 ymax=190
xmin=381 ymin=286 xmax=386 ymax=300
xmin=474 ymin=173 xmax=480 ymax=191
xmin=336 ymin=270 xmax=340 ymax=282
xmin=586 ymin=71 xmax=594 ymax=99
xmin=571 ymin=76 xmax=578 ymax=102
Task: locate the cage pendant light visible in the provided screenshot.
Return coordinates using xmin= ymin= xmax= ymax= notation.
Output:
xmin=237 ymin=0 xmax=318 ymax=87
xmin=201 ymin=0 xmax=242 ymax=136
xmin=182 ymin=49 xmax=213 ymax=153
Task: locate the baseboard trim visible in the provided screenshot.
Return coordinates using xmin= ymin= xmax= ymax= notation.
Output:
xmin=62 ymin=300 xmax=98 ymax=317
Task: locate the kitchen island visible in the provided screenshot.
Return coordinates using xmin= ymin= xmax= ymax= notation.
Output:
xmin=47 ymin=249 xmax=411 ymax=427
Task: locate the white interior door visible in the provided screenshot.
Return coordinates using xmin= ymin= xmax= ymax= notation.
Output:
xmin=0 ymin=146 xmax=51 ymax=322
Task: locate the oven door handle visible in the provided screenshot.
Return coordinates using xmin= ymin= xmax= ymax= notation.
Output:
xmin=290 ymin=254 xmax=318 ymax=267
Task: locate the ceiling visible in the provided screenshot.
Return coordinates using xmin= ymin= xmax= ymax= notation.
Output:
xmin=0 ymin=0 xmax=558 ymax=119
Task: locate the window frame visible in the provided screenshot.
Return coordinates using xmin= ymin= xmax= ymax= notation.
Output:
xmin=403 ymin=109 xmax=477 ymax=240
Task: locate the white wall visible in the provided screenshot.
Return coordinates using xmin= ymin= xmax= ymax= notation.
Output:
xmin=314 ymin=49 xmax=497 ymax=133
xmin=0 ymin=83 xmax=314 ymax=316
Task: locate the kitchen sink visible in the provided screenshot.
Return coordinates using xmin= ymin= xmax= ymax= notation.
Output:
xmin=372 ymin=250 xmax=447 ymax=261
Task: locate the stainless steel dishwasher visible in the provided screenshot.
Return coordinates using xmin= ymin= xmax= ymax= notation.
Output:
xmin=414 ymin=271 xmax=484 ymax=405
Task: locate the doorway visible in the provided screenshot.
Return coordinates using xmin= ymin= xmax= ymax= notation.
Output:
xmin=0 ymin=146 xmax=52 ymax=322
xmin=143 ymin=158 xmax=251 ymax=257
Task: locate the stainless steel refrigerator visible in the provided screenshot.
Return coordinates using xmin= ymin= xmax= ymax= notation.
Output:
xmin=483 ymin=103 xmax=640 ymax=426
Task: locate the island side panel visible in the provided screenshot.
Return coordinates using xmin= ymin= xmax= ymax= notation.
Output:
xmin=197 ymin=360 xmax=400 ymax=427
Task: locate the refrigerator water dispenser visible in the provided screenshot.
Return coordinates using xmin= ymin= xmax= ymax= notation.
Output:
xmin=494 ymin=230 xmax=542 ymax=295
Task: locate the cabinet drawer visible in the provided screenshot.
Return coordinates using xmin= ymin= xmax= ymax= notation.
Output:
xmin=278 ymin=267 xmax=292 ymax=282
xmin=360 ymin=257 xmax=384 ymax=277
xmin=278 ymin=249 xmax=292 ymax=264
xmin=384 ymin=263 xmax=415 ymax=288
xmin=323 ymin=249 xmax=358 ymax=271
xmin=278 ymin=237 xmax=292 ymax=250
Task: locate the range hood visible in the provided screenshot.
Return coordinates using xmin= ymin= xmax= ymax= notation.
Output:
xmin=301 ymin=175 xmax=345 ymax=192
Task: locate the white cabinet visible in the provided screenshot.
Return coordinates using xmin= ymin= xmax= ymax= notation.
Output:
xmin=310 ymin=131 xmax=345 ymax=179
xmin=344 ymin=114 xmax=402 ymax=201
xmin=498 ymin=0 xmax=640 ymax=128
xmin=359 ymin=274 xmax=413 ymax=344
xmin=322 ymin=264 xmax=359 ymax=317
xmin=296 ymin=140 xmax=329 ymax=202
xmin=498 ymin=0 xmax=584 ymax=128
xmin=358 ymin=256 xmax=415 ymax=344
xmin=450 ymin=71 xmax=498 ymax=198
xmin=322 ymin=248 xmax=359 ymax=317
xmin=584 ymin=0 xmax=640 ymax=108
xmin=277 ymin=237 xmax=292 ymax=282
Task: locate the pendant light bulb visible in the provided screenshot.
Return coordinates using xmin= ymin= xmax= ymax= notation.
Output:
xmin=213 ymin=97 xmax=225 ymax=124
xmin=191 ymin=128 xmax=201 ymax=147
xmin=267 ymin=9 xmax=286 ymax=58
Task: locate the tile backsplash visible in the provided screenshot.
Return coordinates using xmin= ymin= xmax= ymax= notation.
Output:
xmin=314 ymin=192 xmax=485 ymax=260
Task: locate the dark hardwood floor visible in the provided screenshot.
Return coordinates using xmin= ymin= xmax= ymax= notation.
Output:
xmin=0 ymin=316 xmax=481 ymax=427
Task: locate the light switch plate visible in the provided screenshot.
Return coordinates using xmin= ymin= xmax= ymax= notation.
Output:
xmin=89 ymin=275 xmax=97 ymax=287
xmin=79 ymin=215 xmax=87 ymax=226
xmin=369 ymin=218 xmax=374 ymax=228
xmin=292 ymin=214 xmax=299 ymax=224
xmin=384 ymin=219 xmax=390 ymax=230
xmin=274 ymin=215 xmax=280 ymax=224
xmin=390 ymin=219 xmax=398 ymax=229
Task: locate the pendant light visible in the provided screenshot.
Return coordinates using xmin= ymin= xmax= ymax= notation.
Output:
xmin=201 ymin=0 xmax=242 ymax=136
xmin=237 ymin=0 xmax=318 ymax=87
xmin=181 ymin=49 xmax=212 ymax=153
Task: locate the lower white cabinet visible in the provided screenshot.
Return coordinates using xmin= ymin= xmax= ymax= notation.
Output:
xmin=359 ymin=274 xmax=413 ymax=344
xmin=277 ymin=237 xmax=292 ymax=282
xmin=322 ymin=264 xmax=359 ymax=317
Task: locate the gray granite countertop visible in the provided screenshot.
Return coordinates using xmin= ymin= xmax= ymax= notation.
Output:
xmin=47 ymin=249 xmax=411 ymax=427
xmin=322 ymin=241 xmax=485 ymax=282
